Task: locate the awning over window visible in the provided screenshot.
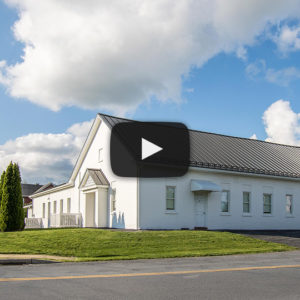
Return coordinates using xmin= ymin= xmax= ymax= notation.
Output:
xmin=191 ymin=180 xmax=222 ymax=192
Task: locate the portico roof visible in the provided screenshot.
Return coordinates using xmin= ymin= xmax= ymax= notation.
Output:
xmin=79 ymin=168 xmax=109 ymax=189
xmin=191 ymin=180 xmax=222 ymax=192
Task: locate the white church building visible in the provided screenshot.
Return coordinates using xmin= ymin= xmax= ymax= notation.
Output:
xmin=26 ymin=113 xmax=300 ymax=230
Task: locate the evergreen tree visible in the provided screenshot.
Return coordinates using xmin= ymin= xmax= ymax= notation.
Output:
xmin=0 ymin=170 xmax=5 ymax=208
xmin=13 ymin=163 xmax=24 ymax=230
xmin=0 ymin=163 xmax=14 ymax=231
xmin=0 ymin=163 xmax=24 ymax=232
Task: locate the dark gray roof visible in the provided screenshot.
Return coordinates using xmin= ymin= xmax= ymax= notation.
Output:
xmin=100 ymin=113 xmax=300 ymax=179
xmin=21 ymin=184 xmax=43 ymax=197
xmin=86 ymin=168 xmax=109 ymax=186
xmin=33 ymin=182 xmax=55 ymax=195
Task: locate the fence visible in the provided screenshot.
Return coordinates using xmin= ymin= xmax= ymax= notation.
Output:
xmin=50 ymin=213 xmax=82 ymax=228
xmin=25 ymin=218 xmax=43 ymax=229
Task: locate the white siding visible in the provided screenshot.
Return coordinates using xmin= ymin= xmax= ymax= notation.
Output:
xmin=139 ymin=169 xmax=300 ymax=230
xmin=32 ymin=118 xmax=138 ymax=229
xmin=31 ymin=114 xmax=300 ymax=231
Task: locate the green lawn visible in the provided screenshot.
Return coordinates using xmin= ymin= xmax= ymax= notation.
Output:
xmin=0 ymin=228 xmax=294 ymax=261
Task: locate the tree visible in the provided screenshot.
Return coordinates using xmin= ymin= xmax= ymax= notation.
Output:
xmin=13 ymin=163 xmax=24 ymax=230
xmin=0 ymin=170 xmax=5 ymax=208
xmin=0 ymin=162 xmax=24 ymax=232
xmin=0 ymin=163 xmax=14 ymax=231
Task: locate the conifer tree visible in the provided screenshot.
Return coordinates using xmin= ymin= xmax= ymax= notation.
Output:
xmin=0 ymin=170 xmax=5 ymax=208
xmin=0 ymin=162 xmax=14 ymax=231
xmin=13 ymin=163 xmax=24 ymax=230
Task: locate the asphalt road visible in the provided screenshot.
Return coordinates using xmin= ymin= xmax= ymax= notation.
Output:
xmin=1 ymin=251 xmax=300 ymax=300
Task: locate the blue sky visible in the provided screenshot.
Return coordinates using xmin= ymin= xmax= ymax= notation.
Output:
xmin=0 ymin=0 xmax=300 ymax=183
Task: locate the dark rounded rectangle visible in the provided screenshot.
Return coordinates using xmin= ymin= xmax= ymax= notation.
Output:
xmin=110 ymin=121 xmax=190 ymax=178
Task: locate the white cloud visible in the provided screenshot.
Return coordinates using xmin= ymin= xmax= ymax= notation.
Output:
xmin=245 ymin=60 xmax=266 ymax=79
xmin=0 ymin=119 xmax=93 ymax=184
xmin=265 ymin=67 xmax=300 ymax=86
xmin=250 ymin=134 xmax=257 ymax=139
xmin=263 ymin=100 xmax=300 ymax=145
xmin=1 ymin=0 xmax=300 ymax=113
xmin=274 ymin=25 xmax=300 ymax=54
xmin=246 ymin=60 xmax=300 ymax=86
xmin=236 ymin=46 xmax=248 ymax=61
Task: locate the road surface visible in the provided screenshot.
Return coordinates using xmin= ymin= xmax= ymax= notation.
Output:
xmin=1 ymin=251 xmax=300 ymax=299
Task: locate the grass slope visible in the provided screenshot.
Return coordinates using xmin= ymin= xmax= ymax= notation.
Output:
xmin=0 ymin=229 xmax=293 ymax=261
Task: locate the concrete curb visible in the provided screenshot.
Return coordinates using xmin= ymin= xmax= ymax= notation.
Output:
xmin=0 ymin=259 xmax=60 ymax=265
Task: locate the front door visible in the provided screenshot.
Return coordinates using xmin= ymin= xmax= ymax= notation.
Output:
xmin=194 ymin=192 xmax=208 ymax=228
xmin=85 ymin=192 xmax=95 ymax=227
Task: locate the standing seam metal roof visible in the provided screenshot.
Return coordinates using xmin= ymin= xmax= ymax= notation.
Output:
xmin=86 ymin=168 xmax=110 ymax=186
xmin=99 ymin=113 xmax=300 ymax=179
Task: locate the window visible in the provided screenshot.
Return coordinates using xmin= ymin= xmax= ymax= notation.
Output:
xmin=166 ymin=186 xmax=175 ymax=210
xmin=243 ymin=192 xmax=250 ymax=213
xmin=98 ymin=148 xmax=103 ymax=162
xmin=67 ymin=198 xmax=71 ymax=213
xmin=53 ymin=201 xmax=57 ymax=214
xmin=111 ymin=189 xmax=116 ymax=212
xmin=60 ymin=199 xmax=63 ymax=214
xmin=286 ymin=194 xmax=293 ymax=215
xmin=263 ymin=194 xmax=272 ymax=214
xmin=221 ymin=190 xmax=230 ymax=212
xmin=42 ymin=203 xmax=45 ymax=218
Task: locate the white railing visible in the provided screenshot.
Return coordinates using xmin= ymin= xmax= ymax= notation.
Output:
xmin=25 ymin=218 xmax=43 ymax=229
xmin=50 ymin=213 xmax=82 ymax=228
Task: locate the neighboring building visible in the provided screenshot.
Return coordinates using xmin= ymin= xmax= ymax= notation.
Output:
xmin=22 ymin=183 xmax=43 ymax=218
xmin=27 ymin=113 xmax=300 ymax=230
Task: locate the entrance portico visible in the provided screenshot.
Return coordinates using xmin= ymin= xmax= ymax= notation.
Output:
xmin=79 ymin=169 xmax=109 ymax=228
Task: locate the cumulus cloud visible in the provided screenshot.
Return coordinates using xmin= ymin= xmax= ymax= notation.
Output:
xmin=263 ymin=100 xmax=300 ymax=145
xmin=274 ymin=24 xmax=300 ymax=54
xmin=1 ymin=0 xmax=300 ymax=113
xmin=250 ymin=134 xmax=258 ymax=140
xmin=0 ymin=119 xmax=93 ymax=184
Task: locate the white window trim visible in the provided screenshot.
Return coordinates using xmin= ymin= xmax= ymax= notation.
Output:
xmin=242 ymin=191 xmax=251 ymax=215
xmin=110 ymin=189 xmax=116 ymax=214
xmin=220 ymin=190 xmax=230 ymax=214
xmin=42 ymin=203 xmax=46 ymax=218
xmin=67 ymin=198 xmax=71 ymax=213
xmin=166 ymin=186 xmax=176 ymax=212
xmin=60 ymin=199 xmax=63 ymax=214
xmin=262 ymin=193 xmax=273 ymax=216
xmin=285 ymin=194 xmax=293 ymax=217
xmin=53 ymin=201 xmax=57 ymax=214
xmin=164 ymin=210 xmax=177 ymax=214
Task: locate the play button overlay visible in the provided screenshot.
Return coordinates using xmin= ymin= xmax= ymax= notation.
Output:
xmin=141 ymin=138 xmax=163 ymax=160
xmin=110 ymin=121 xmax=190 ymax=178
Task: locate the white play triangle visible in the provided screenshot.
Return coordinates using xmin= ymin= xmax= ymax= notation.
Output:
xmin=141 ymin=138 xmax=163 ymax=160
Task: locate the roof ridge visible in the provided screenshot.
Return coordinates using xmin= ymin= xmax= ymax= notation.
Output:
xmin=98 ymin=113 xmax=300 ymax=150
